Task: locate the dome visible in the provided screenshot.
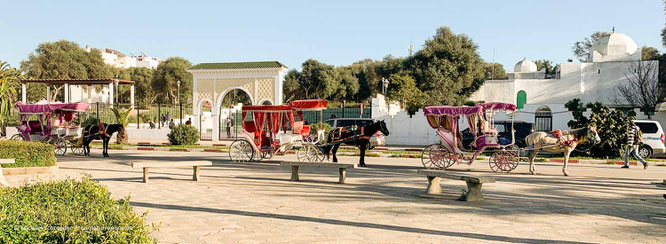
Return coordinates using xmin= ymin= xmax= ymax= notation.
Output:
xmin=590 ymin=32 xmax=638 ymax=57
xmin=513 ymin=58 xmax=537 ymax=73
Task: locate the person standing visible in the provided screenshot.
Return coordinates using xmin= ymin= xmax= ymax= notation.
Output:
xmin=185 ymin=118 xmax=192 ymax=126
xmin=622 ymin=121 xmax=647 ymax=169
xmin=226 ymin=117 xmax=232 ymax=137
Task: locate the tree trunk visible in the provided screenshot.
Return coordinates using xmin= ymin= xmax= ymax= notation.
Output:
xmin=116 ymin=127 xmax=128 ymax=144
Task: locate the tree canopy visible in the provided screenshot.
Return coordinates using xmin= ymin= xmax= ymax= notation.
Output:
xmin=484 ymin=62 xmax=507 ymax=80
xmin=151 ymin=57 xmax=192 ymax=104
xmin=571 ymin=32 xmax=610 ymax=62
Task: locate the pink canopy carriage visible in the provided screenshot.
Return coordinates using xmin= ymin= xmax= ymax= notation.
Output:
xmin=422 ymin=102 xmax=519 ymax=172
xmin=12 ymin=102 xmax=90 ymax=156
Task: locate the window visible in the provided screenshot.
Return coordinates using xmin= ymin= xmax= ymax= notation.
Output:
xmin=494 ymin=124 xmax=506 ymax=132
xmin=597 ymin=69 xmax=600 ymax=74
xmin=635 ymin=122 xmax=658 ymax=133
xmin=534 ymin=106 xmax=552 ymax=132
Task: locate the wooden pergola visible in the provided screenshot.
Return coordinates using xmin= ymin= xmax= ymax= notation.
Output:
xmin=20 ymin=78 xmax=136 ymax=108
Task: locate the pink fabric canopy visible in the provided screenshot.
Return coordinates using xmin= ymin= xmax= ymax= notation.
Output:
xmin=15 ymin=102 xmax=90 ymax=114
xmin=423 ymin=105 xmax=482 ymax=116
xmin=289 ymin=99 xmax=328 ymax=111
xmin=475 ymin=102 xmax=516 ymax=111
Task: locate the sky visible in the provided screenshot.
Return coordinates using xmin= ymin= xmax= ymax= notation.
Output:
xmin=1 ymin=0 xmax=664 ymax=72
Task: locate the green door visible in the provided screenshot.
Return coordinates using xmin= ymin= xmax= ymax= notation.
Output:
xmin=516 ymin=90 xmax=527 ymax=109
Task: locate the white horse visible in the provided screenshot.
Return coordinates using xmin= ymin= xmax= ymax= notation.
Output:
xmin=525 ymin=126 xmax=600 ymax=176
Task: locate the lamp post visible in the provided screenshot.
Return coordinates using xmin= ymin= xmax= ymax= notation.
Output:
xmin=177 ymin=80 xmax=181 ymax=104
xmin=114 ymin=77 xmax=119 ymax=104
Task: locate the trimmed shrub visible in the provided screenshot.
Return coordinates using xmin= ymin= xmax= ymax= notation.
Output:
xmin=167 ymin=124 xmax=199 ymax=145
xmin=0 ymin=177 xmax=155 ymax=243
xmin=0 ymin=140 xmax=56 ymax=168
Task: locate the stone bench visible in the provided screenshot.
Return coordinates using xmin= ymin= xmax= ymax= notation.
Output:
xmin=131 ymin=160 xmax=212 ymax=183
xmin=280 ymin=162 xmax=356 ymax=184
xmin=417 ymin=170 xmax=495 ymax=201
xmin=0 ymin=159 xmax=16 ymax=187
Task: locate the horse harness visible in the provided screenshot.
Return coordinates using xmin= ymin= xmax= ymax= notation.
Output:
xmin=87 ymin=123 xmax=111 ymax=138
xmin=330 ymin=125 xmax=370 ymax=144
xmin=551 ymin=129 xmax=578 ymax=147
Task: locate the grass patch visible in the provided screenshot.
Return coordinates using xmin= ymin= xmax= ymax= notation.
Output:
xmin=0 ymin=177 xmax=156 ymax=243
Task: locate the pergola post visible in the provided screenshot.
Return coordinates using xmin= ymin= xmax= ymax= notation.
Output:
xmin=64 ymin=83 xmax=69 ymax=103
xmin=21 ymin=83 xmax=26 ymax=103
xmin=130 ymin=85 xmax=135 ymax=109
xmin=46 ymin=86 xmax=51 ymax=103
xmin=108 ymin=82 xmax=114 ymax=108
xmin=87 ymin=85 xmax=92 ymax=104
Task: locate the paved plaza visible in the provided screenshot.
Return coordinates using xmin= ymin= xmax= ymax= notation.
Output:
xmin=5 ymin=149 xmax=666 ymax=243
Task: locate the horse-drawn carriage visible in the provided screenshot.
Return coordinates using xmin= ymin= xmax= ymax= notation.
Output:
xmin=11 ymin=102 xmax=90 ymax=156
xmin=421 ymin=102 xmax=520 ymax=172
xmin=227 ymin=99 xmax=389 ymax=165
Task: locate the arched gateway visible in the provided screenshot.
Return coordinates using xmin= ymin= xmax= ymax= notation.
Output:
xmin=187 ymin=61 xmax=287 ymax=141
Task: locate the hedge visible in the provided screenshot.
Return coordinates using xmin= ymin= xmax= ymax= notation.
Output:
xmin=167 ymin=124 xmax=199 ymax=145
xmin=0 ymin=177 xmax=155 ymax=243
xmin=0 ymin=140 xmax=56 ymax=168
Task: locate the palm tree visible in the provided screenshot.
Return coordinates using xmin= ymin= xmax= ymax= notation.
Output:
xmin=111 ymin=107 xmax=131 ymax=144
xmin=0 ymin=61 xmax=18 ymax=137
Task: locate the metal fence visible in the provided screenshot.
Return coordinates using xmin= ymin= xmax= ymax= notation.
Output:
xmin=7 ymin=102 xmax=192 ymax=129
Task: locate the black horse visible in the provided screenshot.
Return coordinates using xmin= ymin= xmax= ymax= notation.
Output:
xmin=82 ymin=123 xmax=123 ymax=157
xmin=324 ymin=120 xmax=390 ymax=167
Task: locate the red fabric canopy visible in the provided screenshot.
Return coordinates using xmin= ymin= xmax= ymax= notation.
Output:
xmin=289 ymin=99 xmax=327 ymax=111
xmin=242 ymin=105 xmax=293 ymax=112
xmin=15 ymin=102 xmax=90 ymax=114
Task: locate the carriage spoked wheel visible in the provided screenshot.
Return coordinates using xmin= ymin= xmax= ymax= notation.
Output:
xmin=51 ymin=137 xmax=67 ymax=157
xmin=421 ymin=144 xmax=442 ymax=169
xmin=260 ymin=151 xmax=275 ymax=160
xmin=301 ymin=144 xmax=325 ymax=162
xmin=489 ymin=150 xmax=519 ymax=173
xmin=10 ymin=134 xmax=25 ymax=140
xmin=229 ymin=140 xmax=254 ymax=162
xmin=70 ymin=143 xmax=85 ymax=156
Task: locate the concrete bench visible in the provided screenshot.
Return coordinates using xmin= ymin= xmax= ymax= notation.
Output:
xmin=131 ymin=161 xmax=212 ymax=183
xmin=417 ymin=170 xmax=495 ymax=201
xmin=0 ymin=159 xmax=16 ymax=187
xmin=280 ymin=162 xmax=356 ymax=184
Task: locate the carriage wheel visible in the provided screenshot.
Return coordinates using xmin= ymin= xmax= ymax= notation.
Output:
xmin=489 ymin=150 xmax=518 ymax=173
xmin=303 ymin=144 xmax=323 ymax=162
xmin=52 ymin=138 xmax=67 ymax=156
xmin=296 ymin=146 xmax=308 ymax=161
xmin=10 ymin=134 xmax=24 ymax=140
xmin=229 ymin=140 xmax=254 ymax=162
xmin=421 ymin=144 xmax=440 ymax=169
xmin=70 ymin=142 xmax=85 ymax=156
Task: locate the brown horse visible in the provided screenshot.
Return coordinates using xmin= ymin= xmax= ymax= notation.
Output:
xmin=525 ymin=125 xmax=600 ymax=176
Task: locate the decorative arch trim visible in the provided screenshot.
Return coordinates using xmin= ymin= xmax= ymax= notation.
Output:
xmin=216 ymin=86 xmax=254 ymax=111
xmin=257 ymin=98 xmax=273 ymax=105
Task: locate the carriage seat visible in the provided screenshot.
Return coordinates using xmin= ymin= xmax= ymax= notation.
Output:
xmin=28 ymin=121 xmax=43 ymax=134
xmin=292 ymin=121 xmax=311 ymax=136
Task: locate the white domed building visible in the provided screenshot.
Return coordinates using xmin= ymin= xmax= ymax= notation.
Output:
xmin=470 ymin=32 xmax=659 ymax=131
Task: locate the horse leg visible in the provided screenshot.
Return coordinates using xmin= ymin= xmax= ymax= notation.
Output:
xmin=83 ymin=138 xmax=90 ymax=156
xmin=563 ymin=149 xmax=572 ymax=176
xmin=358 ymin=141 xmax=368 ymax=167
xmin=103 ymin=137 xmax=109 ymax=157
xmin=528 ymin=149 xmax=539 ymax=175
xmin=332 ymin=144 xmax=340 ymax=163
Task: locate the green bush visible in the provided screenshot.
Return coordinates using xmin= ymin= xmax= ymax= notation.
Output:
xmin=309 ymin=122 xmax=333 ymax=136
xmin=0 ymin=140 xmax=56 ymax=168
xmin=167 ymin=124 xmax=199 ymax=145
xmin=0 ymin=177 xmax=155 ymax=243
xmin=565 ymin=99 xmax=635 ymax=158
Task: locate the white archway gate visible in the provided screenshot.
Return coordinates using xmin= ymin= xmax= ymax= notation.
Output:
xmin=187 ymin=61 xmax=287 ymax=141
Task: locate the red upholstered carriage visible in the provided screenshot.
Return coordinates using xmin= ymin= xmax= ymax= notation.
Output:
xmin=227 ymin=99 xmax=328 ymax=162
